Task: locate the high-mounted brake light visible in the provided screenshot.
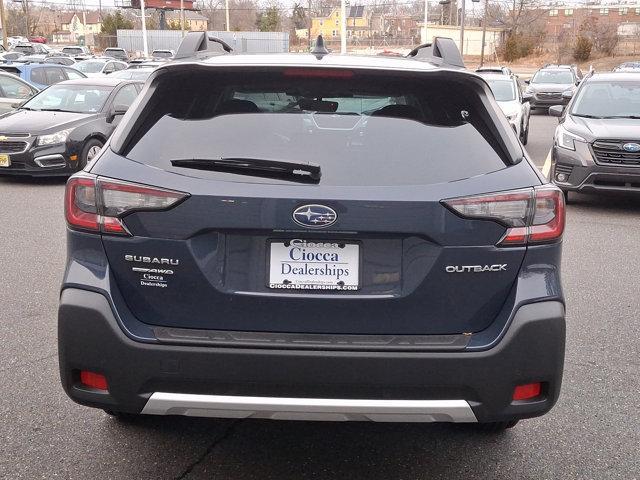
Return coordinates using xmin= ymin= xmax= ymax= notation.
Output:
xmin=282 ymin=68 xmax=354 ymax=79
xmin=65 ymin=175 xmax=188 ymax=235
xmin=442 ymin=186 xmax=565 ymax=247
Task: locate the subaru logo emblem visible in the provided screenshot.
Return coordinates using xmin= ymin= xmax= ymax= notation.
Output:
xmin=292 ymin=204 xmax=337 ymax=228
xmin=622 ymin=143 xmax=640 ymax=153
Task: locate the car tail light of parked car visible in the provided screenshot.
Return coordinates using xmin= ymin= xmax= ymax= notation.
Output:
xmin=65 ymin=175 xmax=188 ymax=235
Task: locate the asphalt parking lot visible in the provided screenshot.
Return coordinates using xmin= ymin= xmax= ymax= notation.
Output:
xmin=1 ymin=113 xmax=639 ymax=480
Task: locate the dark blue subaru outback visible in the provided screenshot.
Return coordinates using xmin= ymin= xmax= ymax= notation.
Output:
xmin=59 ymin=34 xmax=566 ymax=431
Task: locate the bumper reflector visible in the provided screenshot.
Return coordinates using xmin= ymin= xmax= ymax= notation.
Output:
xmin=80 ymin=371 xmax=109 ymax=391
xmin=513 ymin=382 xmax=542 ymax=401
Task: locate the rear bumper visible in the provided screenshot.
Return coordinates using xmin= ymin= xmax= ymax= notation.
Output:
xmin=58 ymin=288 xmax=566 ymax=423
xmin=530 ymin=97 xmax=569 ymax=110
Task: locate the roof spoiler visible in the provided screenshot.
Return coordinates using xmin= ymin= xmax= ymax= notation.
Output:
xmin=174 ymin=32 xmax=232 ymax=60
xmin=407 ymin=37 xmax=464 ymax=69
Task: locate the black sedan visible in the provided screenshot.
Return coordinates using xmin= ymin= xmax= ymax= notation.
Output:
xmin=0 ymin=77 xmax=142 ymax=176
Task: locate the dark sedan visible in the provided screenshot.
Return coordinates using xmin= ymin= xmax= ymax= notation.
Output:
xmin=0 ymin=77 xmax=142 ymax=176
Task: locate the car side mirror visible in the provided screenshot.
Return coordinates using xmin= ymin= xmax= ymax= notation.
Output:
xmin=562 ymin=90 xmax=574 ymax=100
xmin=107 ymin=103 xmax=128 ymax=123
xmin=549 ymin=105 xmax=564 ymax=117
xmin=11 ymin=100 xmax=26 ymax=109
xmin=524 ymin=79 xmax=530 ymax=85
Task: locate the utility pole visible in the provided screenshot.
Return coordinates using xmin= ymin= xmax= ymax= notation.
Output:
xmin=140 ymin=0 xmax=149 ymax=57
xmin=180 ymin=0 xmax=185 ymax=36
xmin=0 ymin=0 xmax=8 ymax=50
xmin=340 ymin=0 xmax=346 ymax=53
xmin=23 ymin=0 xmax=29 ymax=37
xmin=307 ymin=0 xmax=311 ymax=48
xmin=225 ymin=0 xmax=230 ymax=31
xmin=479 ymin=0 xmax=488 ymax=67
xmin=423 ymin=0 xmax=428 ymax=44
xmin=459 ymin=0 xmax=465 ymax=56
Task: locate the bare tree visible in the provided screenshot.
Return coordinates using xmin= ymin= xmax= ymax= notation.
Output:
xmin=487 ymin=0 xmax=544 ymax=34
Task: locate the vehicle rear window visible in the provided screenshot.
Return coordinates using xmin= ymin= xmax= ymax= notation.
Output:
xmin=532 ymin=70 xmax=573 ymax=84
xmin=123 ymin=69 xmax=508 ymax=186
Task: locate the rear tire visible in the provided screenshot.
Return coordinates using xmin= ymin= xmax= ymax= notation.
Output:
xmin=79 ymin=138 xmax=104 ymax=170
xmin=474 ymin=420 xmax=519 ymax=432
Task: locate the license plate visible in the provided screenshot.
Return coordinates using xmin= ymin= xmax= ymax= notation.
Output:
xmin=269 ymin=240 xmax=359 ymax=291
xmin=0 ymin=154 xmax=9 ymax=168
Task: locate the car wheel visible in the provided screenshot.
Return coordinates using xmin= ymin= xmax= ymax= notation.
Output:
xmin=563 ymin=190 xmax=570 ymax=204
xmin=521 ymin=118 xmax=529 ymax=145
xmin=80 ymin=138 xmax=104 ymax=169
xmin=474 ymin=420 xmax=519 ymax=432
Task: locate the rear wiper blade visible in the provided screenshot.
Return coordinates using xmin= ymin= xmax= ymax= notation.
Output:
xmin=600 ymin=115 xmax=640 ymax=119
xmin=571 ymin=113 xmax=604 ymax=119
xmin=171 ymin=158 xmax=321 ymax=184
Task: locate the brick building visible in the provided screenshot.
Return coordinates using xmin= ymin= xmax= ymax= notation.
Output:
xmin=539 ymin=3 xmax=640 ymax=37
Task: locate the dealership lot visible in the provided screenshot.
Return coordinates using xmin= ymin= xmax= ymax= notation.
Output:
xmin=0 ymin=114 xmax=638 ymax=479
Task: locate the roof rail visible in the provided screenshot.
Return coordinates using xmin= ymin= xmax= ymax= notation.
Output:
xmin=174 ymin=31 xmax=232 ymax=60
xmin=407 ymin=37 xmax=464 ymax=69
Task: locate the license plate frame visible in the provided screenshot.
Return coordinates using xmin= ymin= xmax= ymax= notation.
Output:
xmin=0 ymin=154 xmax=10 ymax=168
xmin=267 ymin=239 xmax=361 ymax=291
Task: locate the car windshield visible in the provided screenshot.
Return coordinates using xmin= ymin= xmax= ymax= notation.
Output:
xmin=75 ymin=60 xmax=105 ymax=73
xmin=532 ymin=70 xmax=573 ymax=84
xmin=22 ymin=84 xmax=112 ymax=113
xmin=111 ymin=69 xmax=152 ymax=80
xmin=486 ymin=79 xmax=516 ymax=102
xmin=571 ymin=81 xmax=640 ymax=118
xmin=124 ymin=70 xmax=508 ymax=186
xmin=153 ymin=51 xmax=172 ymax=58
xmin=62 ymin=47 xmax=83 ymax=55
xmin=105 ymin=50 xmax=125 ymax=58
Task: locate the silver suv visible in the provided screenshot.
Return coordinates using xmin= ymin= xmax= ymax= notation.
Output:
xmin=526 ymin=65 xmax=581 ymax=111
xmin=550 ymin=72 xmax=640 ymax=200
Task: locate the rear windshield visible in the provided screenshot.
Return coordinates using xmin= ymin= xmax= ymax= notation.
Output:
xmin=62 ymin=47 xmax=83 ymax=55
xmin=14 ymin=45 xmax=34 ymax=54
xmin=486 ymin=79 xmax=516 ymax=102
xmin=532 ymin=70 xmax=573 ymax=84
xmin=123 ymin=69 xmax=507 ymax=186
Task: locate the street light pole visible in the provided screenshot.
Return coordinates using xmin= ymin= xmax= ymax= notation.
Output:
xmin=340 ymin=0 xmax=346 ymax=53
xmin=459 ymin=0 xmax=465 ymax=56
xmin=225 ymin=0 xmax=230 ymax=32
xmin=423 ymin=0 xmax=428 ymax=44
xmin=140 ymin=0 xmax=149 ymax=57
xmin=180 ymin=0 xmax=185 ymax=37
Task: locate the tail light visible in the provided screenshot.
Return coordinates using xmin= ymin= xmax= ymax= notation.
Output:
xmin=65 ymin=174 xmax=188 ymax=235
xmin=442 ymin=186 xmax=565 ymax=246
